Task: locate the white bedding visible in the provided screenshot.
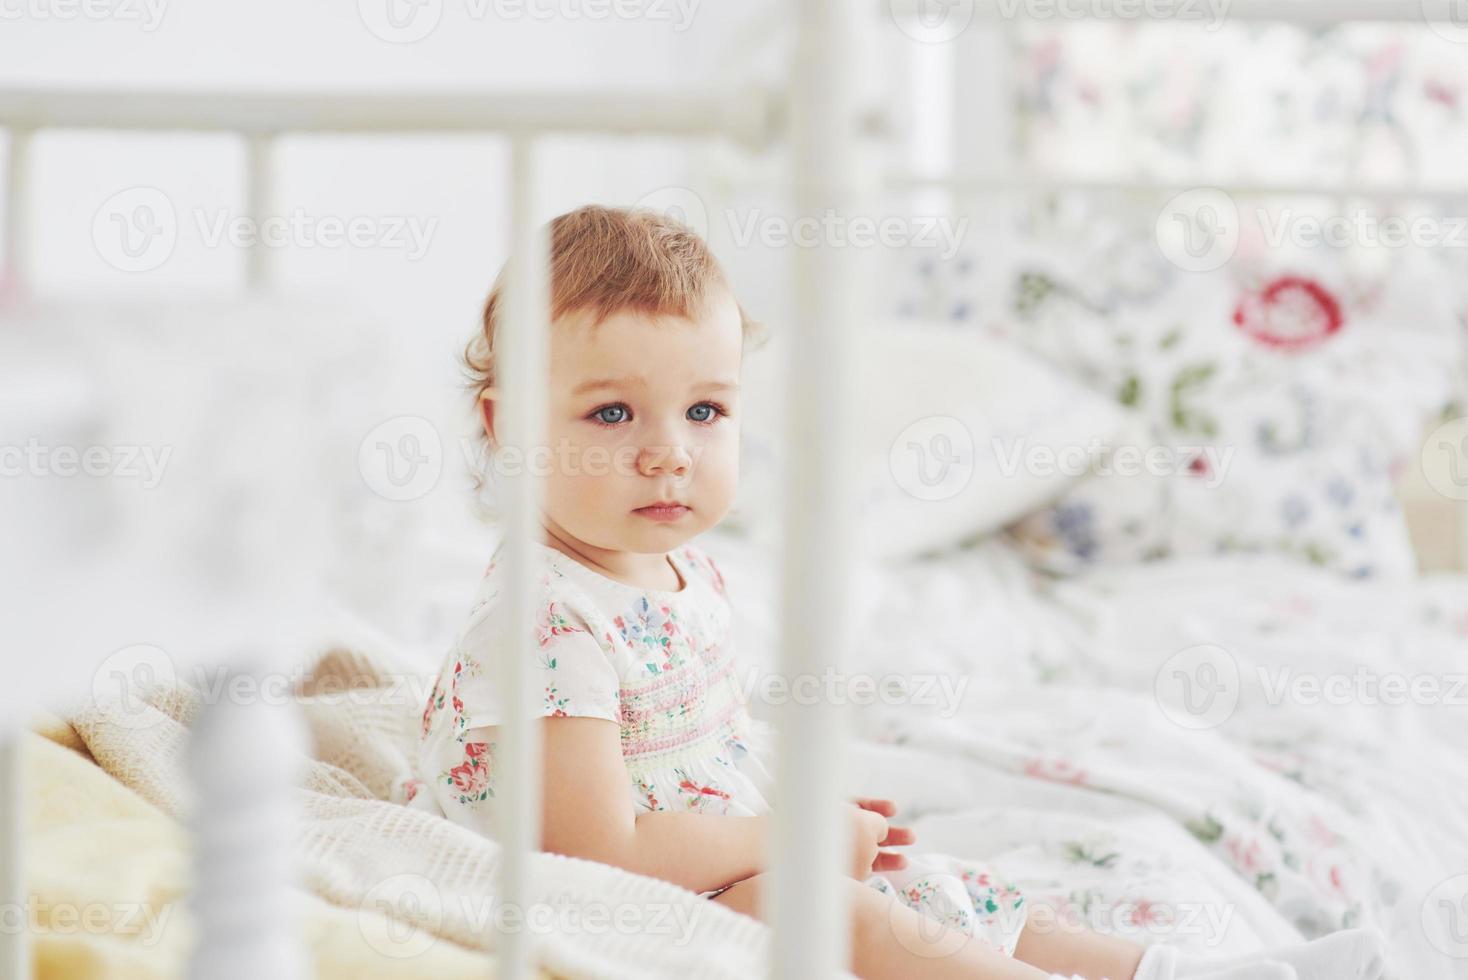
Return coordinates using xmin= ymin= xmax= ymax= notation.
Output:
xmin=704 ymin=531 xmax=1468 ymax=980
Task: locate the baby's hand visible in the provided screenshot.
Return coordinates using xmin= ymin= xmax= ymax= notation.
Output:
xmin=850 ymin=797 xmax=916 ymax=877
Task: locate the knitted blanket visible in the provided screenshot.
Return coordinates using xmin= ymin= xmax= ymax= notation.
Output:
xmin=65 ymin=635 xmax=793 ymax=979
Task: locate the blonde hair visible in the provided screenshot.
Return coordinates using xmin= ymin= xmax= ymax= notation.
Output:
xmin=464 ymin=204 xmax=765 ymax=406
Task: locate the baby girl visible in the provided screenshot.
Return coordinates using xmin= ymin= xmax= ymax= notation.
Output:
xmin=415 ymin=204 xmax=1385 ymax=980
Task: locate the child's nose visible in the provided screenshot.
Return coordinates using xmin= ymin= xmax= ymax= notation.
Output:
xmin=637 ymin=443 xmax=692 ymax=477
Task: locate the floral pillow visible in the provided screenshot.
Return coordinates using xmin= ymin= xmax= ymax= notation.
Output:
xmin=897 ymin=226 xmax=1463 ymax=579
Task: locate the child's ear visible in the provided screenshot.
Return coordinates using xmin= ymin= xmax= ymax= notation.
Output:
xmin=479 ymin=388 xmax=499 ymax=449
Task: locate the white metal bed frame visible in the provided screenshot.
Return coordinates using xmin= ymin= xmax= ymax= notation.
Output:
xmin=4 ymin=1 xmax=1466 ymax=978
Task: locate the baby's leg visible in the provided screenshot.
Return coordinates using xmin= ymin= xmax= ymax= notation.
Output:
xmin=1012 ymin=918 xmax=1146 ymax=979
xmin=711 ymin=872 xmax=1052 ymax=980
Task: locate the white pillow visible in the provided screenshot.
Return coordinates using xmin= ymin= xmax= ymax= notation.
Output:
xmin=729 ymin=320 xmax=1127 ymax=560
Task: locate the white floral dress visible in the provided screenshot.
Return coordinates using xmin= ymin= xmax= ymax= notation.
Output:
xmin=413 ymin=538 xmax=1027 ymax=956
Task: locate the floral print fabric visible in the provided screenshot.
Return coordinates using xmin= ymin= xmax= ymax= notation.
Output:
xmin=418 ymin=541 xmax=778 ymax=833
xmin=417 ymin=538 xmax=1030 ymax=954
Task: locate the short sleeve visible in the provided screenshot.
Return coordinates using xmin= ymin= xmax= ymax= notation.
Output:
xmin=682 ymin=545 xmax=728 ymax=597
xmin=453 ymin=595 xmax=622 ymax=731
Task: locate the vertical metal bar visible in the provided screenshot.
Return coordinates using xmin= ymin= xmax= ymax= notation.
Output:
xmin=772 ymin=2 xmax=870 ymax=977
xmin=244 ymin=133 xmax=275 ymax=291
xmin=0 ymin=733 xmax=26 ymax=980
xmin=3 ymin=128 xmax=33 ymax=296
xmin=954 ymin=20 xmax=1015 ymax=296
xmin=494 ymin=134 xmax=548 ymax=980
xmin=187 ymin=674 xmax=309 ymax=980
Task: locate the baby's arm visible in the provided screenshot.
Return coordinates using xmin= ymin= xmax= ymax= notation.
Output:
xmin=539 ymin=716 xmax=769 ymax=895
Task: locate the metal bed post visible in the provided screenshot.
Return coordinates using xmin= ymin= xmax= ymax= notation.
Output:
xmin=1 ymin=122 xmax=32 ymax=980
xmin=3 ymin=127 xmax=31 ymax=295
xmin=244 ymin=133 xmax=277 ymax=292
xmin=0 ymin=734 xmax=25 ymax=980
xmin=187 ymin=665 xmax=310 ymax=980
xmin=493 ymin=133 xmax=550 ymax=980
xmin=770 ymin=1 xmax=872 ymax=976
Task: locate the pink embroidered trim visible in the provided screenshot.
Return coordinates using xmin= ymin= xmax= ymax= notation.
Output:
xmin=621 ymin=698 xmax=744 ymax=758
xmin=620 ymin=657 xmax=737 ymax=720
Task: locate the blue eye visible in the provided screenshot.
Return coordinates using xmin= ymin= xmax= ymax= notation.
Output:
xmin=592 ymin=405 xmax=629 ymax=426
xmin=688 ymin=402 xmax=728 ymax=424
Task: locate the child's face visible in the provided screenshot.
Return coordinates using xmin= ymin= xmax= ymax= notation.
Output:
xmin=515 ymin=290 xmax=742 ymax=556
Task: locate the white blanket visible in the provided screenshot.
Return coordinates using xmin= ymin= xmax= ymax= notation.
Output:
xmin=707 ymin=532 xmax=1468 ymax=980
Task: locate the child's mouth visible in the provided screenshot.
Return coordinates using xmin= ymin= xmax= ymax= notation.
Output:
xmin=633 ymin=503 xmax=690 ymax=522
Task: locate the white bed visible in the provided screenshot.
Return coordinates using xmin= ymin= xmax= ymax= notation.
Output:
xmin=7 ymin=2 xmax=1468 ymax=978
